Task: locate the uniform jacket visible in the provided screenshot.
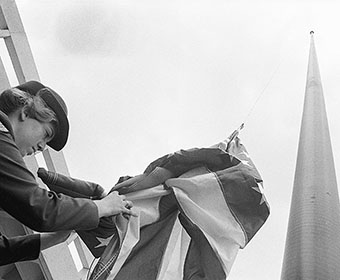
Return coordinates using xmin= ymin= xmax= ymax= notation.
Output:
xmin=0 ymin=110 xmax=99 ymax=265
xmin=0 ymin=233 xmax=40 ymax=265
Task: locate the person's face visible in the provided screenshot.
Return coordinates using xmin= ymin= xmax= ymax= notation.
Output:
xmin=14 ymin=114 xmax=55 ymax=157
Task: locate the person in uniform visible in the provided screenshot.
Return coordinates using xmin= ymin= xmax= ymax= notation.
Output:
xmin=0 ymin=81 xmax=135 ymax=265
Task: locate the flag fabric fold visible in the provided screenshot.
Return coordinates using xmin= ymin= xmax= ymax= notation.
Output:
xmin=38 ymin=133 xmax=269 ymax=280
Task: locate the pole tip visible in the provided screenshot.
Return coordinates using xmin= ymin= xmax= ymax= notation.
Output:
xmin=310 ymin=30 xmax=314 ymax=35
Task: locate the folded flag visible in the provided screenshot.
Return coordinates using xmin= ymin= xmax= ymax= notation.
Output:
xmin=38 ymin=131 xmax=269 ymax=280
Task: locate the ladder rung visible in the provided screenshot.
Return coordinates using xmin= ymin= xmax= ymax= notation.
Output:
xmin=0 ymin=29 xmax=10 ymax=38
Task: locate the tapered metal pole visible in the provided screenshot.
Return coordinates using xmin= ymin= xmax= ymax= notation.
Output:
xmin=281 ymin=32 xmax=340 ymax=280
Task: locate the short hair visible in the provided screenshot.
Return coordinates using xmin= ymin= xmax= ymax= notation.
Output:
xmin=0 ymin=88 xmax=58 ymax=124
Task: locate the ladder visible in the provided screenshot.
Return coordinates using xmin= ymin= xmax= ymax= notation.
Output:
xmin=0 ymin=0 xmax=94 ymax=279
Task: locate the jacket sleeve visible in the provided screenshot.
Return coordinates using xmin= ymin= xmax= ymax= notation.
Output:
xmin=0 ymin=132 xmax=99 ymax=232
xmin=0 ymin=232 xmax=40 ymax=265
xmin=37 ymin=168 xmax=106 ymax=199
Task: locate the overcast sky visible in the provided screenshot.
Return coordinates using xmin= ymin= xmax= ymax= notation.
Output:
xmin=9 ymin=0 xmax=340 ymax=279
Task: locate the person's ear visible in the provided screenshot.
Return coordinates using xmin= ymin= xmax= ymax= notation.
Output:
xmin=18 ymin=107 xmax=29 ymax=122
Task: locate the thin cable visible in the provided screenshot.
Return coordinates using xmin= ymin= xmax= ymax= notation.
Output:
xmin=239 ymin=19 xmax=297 ymax=126
xmin=242 ymin=59 xmax=283 ymax=125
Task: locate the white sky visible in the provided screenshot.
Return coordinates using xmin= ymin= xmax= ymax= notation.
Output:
xmin=10 ymin=0 xmax=340 ymax=279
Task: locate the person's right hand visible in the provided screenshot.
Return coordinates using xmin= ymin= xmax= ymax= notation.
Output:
xmin=93 ymin=191 xmax=137 ymax=218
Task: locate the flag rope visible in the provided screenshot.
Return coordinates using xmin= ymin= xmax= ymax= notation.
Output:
xmin=231 ymin=55 xmax=284 ymax=140
xmin=242 ymin=59 xmax=283 ymax=125
xmin=240 ymin=23 xmax=297 ymax=127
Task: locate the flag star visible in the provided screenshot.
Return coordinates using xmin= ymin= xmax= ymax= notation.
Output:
xmin=94 ymin=235 xmax=114 ymax=249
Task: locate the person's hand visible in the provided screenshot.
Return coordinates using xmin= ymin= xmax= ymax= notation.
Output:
xmin=94 ymin=191 xmax=138 ymax=218
xmin=40 ymin=231 xmax=72 ymax=251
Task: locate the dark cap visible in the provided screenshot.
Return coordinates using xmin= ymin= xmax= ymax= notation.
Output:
xmin=15 ymin=80 xmax=69 ymax=151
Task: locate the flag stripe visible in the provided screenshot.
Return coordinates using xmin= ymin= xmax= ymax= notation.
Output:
xmin=179 ymin=214 xmax=227 ymax=280
xmin=156 ymin=219 xmax=190 ymax=280
xmin=167 ymin=166 xmax=244 ymax=277
xmin=113 ymin=211 xmax=178 ymax=280
xmin=106 ymin=191 xmax=178 ymax=280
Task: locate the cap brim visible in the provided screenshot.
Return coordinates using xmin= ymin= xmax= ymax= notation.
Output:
xmin=39 ymin=89 xmax=69 ymax=151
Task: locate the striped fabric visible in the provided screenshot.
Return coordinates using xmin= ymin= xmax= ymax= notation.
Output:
xmin=39 ymin=132 xmax=269 ymax=280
